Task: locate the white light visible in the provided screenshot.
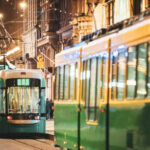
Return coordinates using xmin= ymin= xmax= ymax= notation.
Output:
xmin=0 ymin=47 xmax=20 ymax=60
xmin=6 ymin=46 xmax=20 ymax=56
xmin=0 ymin=13 xmax=3 ymax=19
xmin=20 ymin=2 xmax=27 ymax=9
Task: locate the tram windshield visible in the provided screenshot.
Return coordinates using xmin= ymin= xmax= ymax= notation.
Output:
xmin=7 ymin=87 xmax=39 ymax=114
xmin=6 ymin=78 xmax=40 ymax=114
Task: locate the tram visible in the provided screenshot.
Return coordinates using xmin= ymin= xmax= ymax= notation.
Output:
xmin=0 ymin=69 xmax=46 ymax=135
xmin=54 ymin=13 xmax=150 ymax=150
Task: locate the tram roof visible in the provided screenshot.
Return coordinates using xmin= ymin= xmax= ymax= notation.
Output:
xmin=0 ymin=69 xmax=44 ymax=80
xmin=55 ymin=15 xmax=150 ymax=67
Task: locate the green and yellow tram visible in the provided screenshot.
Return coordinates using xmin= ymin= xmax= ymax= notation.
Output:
xmin=0 ymin=69 xmax=46 ymax=135
xmin=54 ymin=15 xmax=150 ymax=150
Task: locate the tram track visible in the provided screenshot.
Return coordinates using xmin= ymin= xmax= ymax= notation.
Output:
xmin=10 ymin=139 xmax=42 ymax=150
xmin=10 ymin=137 xmax=56 ymax=150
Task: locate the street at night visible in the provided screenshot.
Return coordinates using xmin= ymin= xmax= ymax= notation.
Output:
xmin=1 ymin=0 xmax=150 ymax=150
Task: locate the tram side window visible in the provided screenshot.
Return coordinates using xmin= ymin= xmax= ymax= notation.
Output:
xmin=90 ymin=58 xmax=97 ymax=107
xmin=86 ymin=56 xmax=103 ymax=121
xmin=136 ymin=43 xmax=147 ymax=98
xmin=111 ymin=53 xmax=117 ymax=100
xmin=0 ymin=89 xmax=5 ymax=114
xmin=59 ymin=66 xmax=64 ymax=100
xmin=89 ymin=58 xmax=97 ymax=120
xmin=82 ymin=61 xmax=87 ymax=101
xmin=75 ymin=63 xmax=78 ymax=100
xmin=147 ymin=43 xmax=150 ymax=97
xmin=127 ymin=46 xmax=137 ymax=99
xmin=96 ymin=57 xmax=101 ymax=106
xmin=86 ymin=59 xmax=91 ymax=107
xmin=55 ymin=67 xmax=60 ymax=100
xmin=101 ymin=57 xmax=106 ymax=101
xmin=64 ymin=65 xmax=69 ymax=100
xmin=117 ymin=50 xmax=126 ymax=100
xmin=70 ymin=63 xmax=76 ymax=101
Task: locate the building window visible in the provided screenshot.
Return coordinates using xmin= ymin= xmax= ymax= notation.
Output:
xmin=132 ymin=0 xmax=142 ymax=15
xmin=106 ymin=0 xmax=114 ymax=25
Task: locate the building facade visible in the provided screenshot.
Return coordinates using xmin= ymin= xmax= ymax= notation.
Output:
xmin=22 ymin=0 xmax=40 ymax=69
xmin=56 ymin=0 xmax=150 ymax=50
xmin=22 ymin=0 xmax=150 ymax=101
xmin=37 ymin=0 xmax=59 ymax=100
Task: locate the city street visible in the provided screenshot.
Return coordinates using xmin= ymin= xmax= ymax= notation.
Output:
xmin=0 ymin=119 xmax=56 ymax=150
xmin=0 ymin=139 xmax=59 ymax=150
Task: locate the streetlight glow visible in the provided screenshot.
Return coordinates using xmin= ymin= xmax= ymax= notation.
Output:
xmin=0 ymin=46 xmax=20 ymax=60
xmin=20 ymin=2 xmax=27 ymax=9
xmin=0 ymin=13 xmax=3 ymax=19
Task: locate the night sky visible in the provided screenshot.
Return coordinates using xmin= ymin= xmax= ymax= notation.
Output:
xmin=0 ymin=0 xmax=23 ymax=35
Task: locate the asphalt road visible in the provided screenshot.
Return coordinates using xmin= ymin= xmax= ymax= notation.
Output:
xmin=0 ymin=138 xmax=60 ymax=150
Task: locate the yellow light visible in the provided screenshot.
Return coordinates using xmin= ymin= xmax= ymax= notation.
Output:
xmin=20 ymin=2 xmax=27 ymax=9
xmin=0 ymin=47 xmax=20 ymax=60
xmin=0 ymin=13 xmax=3 ymax=19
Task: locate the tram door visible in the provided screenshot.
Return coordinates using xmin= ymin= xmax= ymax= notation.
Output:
xmin=81 ymin=54 xmax=108 ymax=150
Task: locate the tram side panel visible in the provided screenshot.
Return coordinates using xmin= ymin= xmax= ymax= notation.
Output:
xmin=38 ymin=78 xmax=46 ymax=133
xmin=79 ymin=53 xmax=108 ymax=150
xmin=0 ymin=78 xmax=8 ymax=134
xmin=109 ymin=35 xmax=150 ymax=149
xmin=54 ymin=63 xmax=78 ymax=149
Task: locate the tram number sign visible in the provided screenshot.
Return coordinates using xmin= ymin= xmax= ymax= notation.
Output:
xmin=37 ymin=54 xmax=44 ymax=69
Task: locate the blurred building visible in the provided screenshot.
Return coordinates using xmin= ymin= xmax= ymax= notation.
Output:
xmin=22 ymin=0 xmax=40 ymax=69
xmin=22 ymin=0 xmax=59 ymax=100
xmin=56 ymin=0 xmax=150 ymax=50
xmin=22 ymin=0 xmax=150 ymax=101
xmin=0 ymin=0 xmax=23 ymax=67
xmin=37 ymin=0 xmax=59 ymax=100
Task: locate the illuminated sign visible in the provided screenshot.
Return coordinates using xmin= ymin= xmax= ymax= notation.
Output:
xmin=37 ymin=54 xmax=44 ymax=69
xmin=17 ymin=79 xmax=29 ymax=86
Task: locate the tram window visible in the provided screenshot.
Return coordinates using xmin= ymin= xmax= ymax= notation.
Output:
xmin=64 ymin=65 xmax=69 ymax=100
xmin=7 ymin=87 xmax=39 ymax=114
xmin=70 ymin=63 xmax=76 ymax=101
xmin=59 ymin=66 xmax=64 ymax=100
xmin=136 ymin=43 xmax=147 ymax=98
xmin=86 ymin=59 xmax=91 ymax=107
xmin=101 ymin=57 xmax=106 ymax=101
xmin=0 ymin=89 xmax=5 ymax=114
xmin=87 ymin=57 xmax=99 ymax=121
xmin=117 ymin=50 xmax=126 ymax=100
xmin=55 ymin=67 xmax=60 ymax=100
xmin=127 ymin=46 xmax=137 ymax=99
xmin=82 ymin=61 xmax=87 ymax=101
xmin=96 ymin=57 xmax=101 ymax=106
xmin=90 ymin=58 xmax=97 ymax=107
xmin=147 ymin=43 xmax=150 ymax=97
xmin=75 ymin=63 xmax=78 ymax=100
xmin=111 ymin=53 xmax=118 ymax=100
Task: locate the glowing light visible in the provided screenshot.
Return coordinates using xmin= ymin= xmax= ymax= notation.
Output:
xmin=0 ymin=13 xmax=3 ymax=19
xmin=20 ymin=2 xmax=27 ymax=9
xmin=0 ymin=47 xmax=20 ymax=60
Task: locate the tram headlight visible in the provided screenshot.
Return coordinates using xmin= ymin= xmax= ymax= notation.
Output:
xmin=35 ymin=116 xmax=40 ymax=120
xmin=7 ymin=116 xmax=12 ymax=120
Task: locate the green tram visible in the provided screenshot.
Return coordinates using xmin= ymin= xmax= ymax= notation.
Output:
xmin=0 ymin=69 xmax=46 ymax=135
xmin=54 ymin=16 xmax=150 ymax=150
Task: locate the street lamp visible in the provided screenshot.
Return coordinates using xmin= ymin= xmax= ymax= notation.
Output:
xmin=0 ymin=13 xmax=3 ymax=19
xmin=20 ymin=2 xmax=27 ymax=9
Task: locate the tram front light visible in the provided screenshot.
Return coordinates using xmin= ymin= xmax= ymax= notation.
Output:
xmin=35 ymin=116 xmax=40 ymax=120
xmin=7 ymin=116 xmax=12 ymax=120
